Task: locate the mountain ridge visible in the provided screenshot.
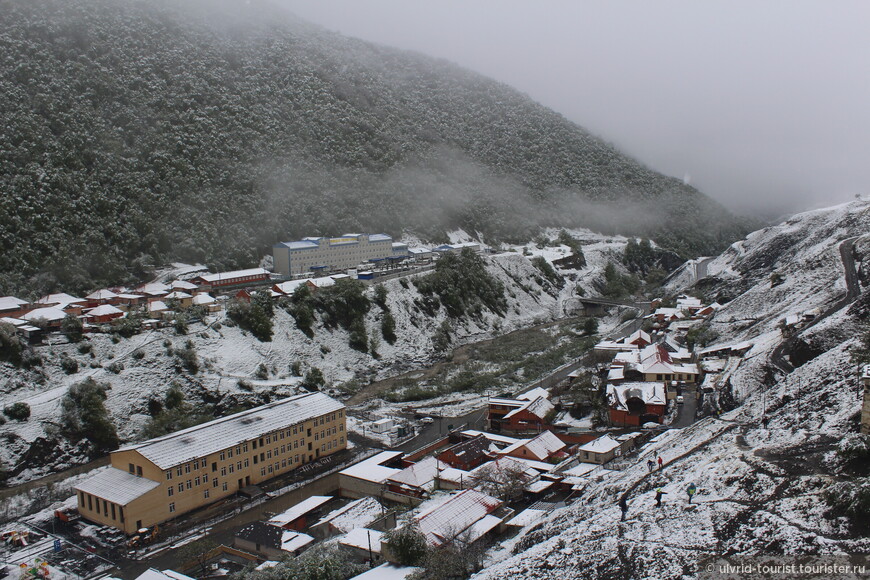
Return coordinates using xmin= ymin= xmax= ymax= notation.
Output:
xmin=0 ymin=0 xmax=749 ymax=296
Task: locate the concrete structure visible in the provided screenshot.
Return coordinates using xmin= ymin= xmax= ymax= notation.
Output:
xmin=75 ymin=393 xmax=346 ymax=534
xmin=338 ymin=451 xmax=404 ymax=500
xmin=272 ymin=234 xmax=393 ymax=277
xmin=577 ymin=435 xmax=621 ymax=464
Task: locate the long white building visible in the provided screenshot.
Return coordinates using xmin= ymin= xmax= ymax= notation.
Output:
xmin=272 ymin=234 xmax=398 ymax=277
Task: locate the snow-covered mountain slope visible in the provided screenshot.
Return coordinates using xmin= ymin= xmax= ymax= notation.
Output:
xmin=475 ymin=201 xmax=870 ymax=579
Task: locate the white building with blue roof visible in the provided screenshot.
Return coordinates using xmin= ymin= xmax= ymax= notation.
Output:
xmin=273 ymin=233 xmax=395 ymax=276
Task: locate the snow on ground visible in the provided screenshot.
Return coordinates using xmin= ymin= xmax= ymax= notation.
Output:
xmin=0 ymin=247 xmax=600 ymax=485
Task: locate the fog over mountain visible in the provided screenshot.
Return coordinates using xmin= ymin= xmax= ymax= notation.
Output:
xmin=281 ymin=0 xmax=870 ymax=219
xmin=0 ymin=0 xmax=749 ymax=295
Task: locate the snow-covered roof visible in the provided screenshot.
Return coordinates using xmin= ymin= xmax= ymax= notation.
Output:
xmin=164 ymin=291 xmax=192 ymax=300
xmin=525 ymin=480 xmax=555 ymax=494
xmin=606 ymin=382 xmax=667 ymax=410
xmin=460 ymin=430 xmax=519 ymax=447
xmin=273 ymin=279 xmax=310 ymax=294
xmin=191 ymin=293 xmax=216 ymax=305
xmin=503 ymin=396 xmax=554 ymax=420
xmin=387 ymin=456 xmax=445 ymax=490
xmin=21 ymin=307 xmax=67 ymax=322
xmin=134 ymin=569 xmax=195 ymax=580
xmin=75 ymin=467 xmax=161 ymax=505
xmin=408 ymin=247 xmax=432 ymax=254
xmin=267 ymin=496 xmax=332 ymax=527
xmin=507 ymin=508 xmax=546 ymax=527
xmin=196 ymin=268 xmax=269 ymax=283
xmin=415 ymin=489 xmax=502 ymax=547
xmin=350 ymin=563 xmax=422 ymax=580
xmin=309 ymin=276 xmax=337 ymax=288
xmin=339 ymin=451 xmax=403 ymax=483
xmin=36 ymin=293 xmax=84 ymax=308
xmin=119 ymin=393 xmax=344 ymax=470
xmin=148 ymin=301 xmax=169 ymax=313
xmin=86 ymin=289 xmax=119 ymax=300
xmin=0 ymin=317 xmax=26 ymax=327
xmin=137 ymin=282 xmax=171 ymax=296
xmin=86 ymin=304 xmax=124 ymax=317
xmin=369 ymin=234 xmax=392 ymax=242
xmin=499 ymin=431 xmax=565 ymax=461
xmin=562 ymin=463 xmax=599 ymax=477
xmin=578 ymin=435 xmax=620 ymax=454
xmin=516 ymin=387 xmax=550 ymax=401
xmin=314 ymin=497 xmax=383 ymax=534
xmin=436 ymin=466 xmax=472 ymax=484
xmin=281 ymin=530 xmax=315 ymax=552
xmin=340 ymin=528 xmax=384 ymax=553
xmin=171 ymin=280 xmax=198 ymax=290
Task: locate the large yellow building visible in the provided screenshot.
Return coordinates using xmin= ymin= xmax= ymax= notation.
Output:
xmin=75 ymin=393 xmax=346 ymax=534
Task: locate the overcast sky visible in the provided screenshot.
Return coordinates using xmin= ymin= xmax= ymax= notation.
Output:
xmin=277 ymin=0 xmax=870 ymax=219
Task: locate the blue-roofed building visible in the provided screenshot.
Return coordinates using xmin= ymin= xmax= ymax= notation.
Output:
xmin=273 ymin=234 xmax=395 ymax=277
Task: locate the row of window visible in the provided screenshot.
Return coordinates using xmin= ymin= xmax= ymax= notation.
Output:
xmin=165 ymin=411 xmax=345 ymax=479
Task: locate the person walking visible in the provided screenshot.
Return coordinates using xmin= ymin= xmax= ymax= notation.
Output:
xmin=657 ymin=456 xmax=663 ymax=470
xmin=655 ymin=488 xmax=667 ymax=507
xmin=619 ymin=496 xmax=629 ymax=521
xmin=647 ymin=459 xmax=654 ymax=472
xmin=687 ymin=483 xmax=697 ymax=503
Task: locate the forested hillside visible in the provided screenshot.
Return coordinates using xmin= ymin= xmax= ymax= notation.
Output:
xmin=0 ymin=0 xmax=749 ymax=295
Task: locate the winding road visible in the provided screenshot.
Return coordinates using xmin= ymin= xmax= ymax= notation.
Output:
xmin=770 ymin=237 xmax=861 ymax=373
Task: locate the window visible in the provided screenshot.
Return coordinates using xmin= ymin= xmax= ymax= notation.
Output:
xmin=204 ymin=489 xmax=210 ymax=499
xmin=228 ymin=449 xmax=233 ymax=458
xmin=260 ymin=467 xmax=266 ymax=476
xmin=195 ymin=476 xmax=201 ymax=486
xmin=186 ymin=480 xmax=192 ymax=490
xmin=212 ymin=462 xmax=217 ymax=472
xmin=252 ymin=440 xmax=258 ymax=450
xmin=267 ymin=450 xmax=272 ymax=459
xmin=204 ymin=473 xmax=209 ymax=482
xmin=111 ymin=504 xmax=116 ymax=520
xmin=244 ymin=459 xmax=249 ymax=468
xmin=229 ymin=464 xmax=234 ymax=473
xmin=169 ymin=502 xmax=175 ymax=513
xmin=293 ymin=440 xmax=298 ymax=449
xmin=293 ymin=426 xmax=298 ymax=435
xmin=243 ymin=443 xmax=248 ymax=453
xmin=129 ymin=463 xmax=135 ymax=474
xmin=222 ymin=482 xmax=228 ymax=491
xmin=168 ymin=487 xmax=174 ymax=497
xmin=236 ymin=446 xmax=241 ymax=455
xmin=213 ymin=479 xmax=218 ymax=487
xmin=340 ymin=436 xmax=344 ymax=444
xmin=185 ymin=464 xmax=191 ymax=474
xmin=268 ymin=465 xmax=273 ymax=473
xmin=280 ymin=432 xmax=285 ymax=440
xmin=219 ymin=451 xmax=226 ymax=461
xmin=221 ymin=467 xmax=227 ymax=476
xmin=193 ymin=460 xmax=199 ymax=470
xmin=340 ymin=424 xmax=344 ymax=431
xmin=237 ymin=461 xmax=242 ymax=470
xmin=87 ymin=494 xmax=93 ymax=511
xmin=314 ymin=432 xmax=319 ymax=441
xmin=178 ymin=483 xmax=183 ymax=493
xmin=281 ymin=459 xmax=287 ymax=467
xmin=266 ymin=435 xmax=271 ymax=444
xmin=137 ymin=465 xmax=143 ymax=477
xmin=166 ymin=471 xmax=173 ymax=480
xmin=119 ymin=507 xmax=125 ymax=523
xmin=253 ymin=455 xmax=258 ymax=465
xmin=177 ymin=467 xmax=183 ymax=477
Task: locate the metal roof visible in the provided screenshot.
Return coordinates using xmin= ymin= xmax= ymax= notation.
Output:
xmin=415 ymin=489 xmax=502 ymax=547
xmin=119 ymin=393 xmax=344 ymax=470
xmin=267 ymin=496 xmax=332 ymax=527
xmin=196 ymin=268 xmax=269 ymax=283
xmin=75 ymin=467 xmax=160 ymax=505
